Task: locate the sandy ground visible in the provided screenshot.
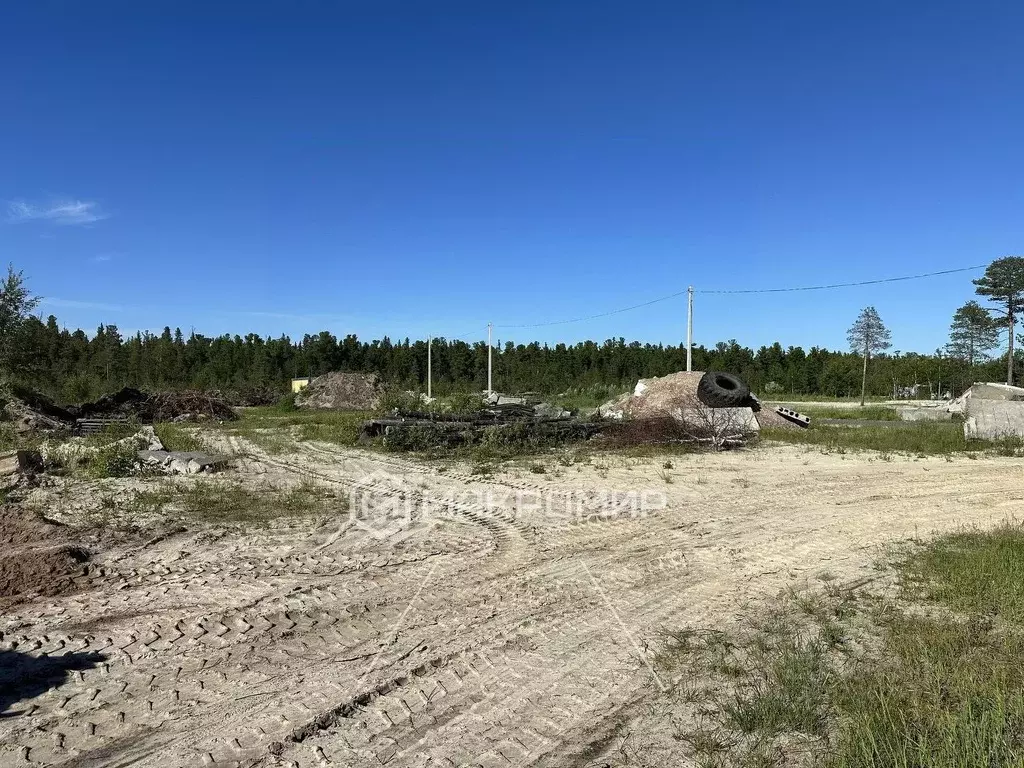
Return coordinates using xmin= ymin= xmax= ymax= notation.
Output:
xmin=2 ymin=439 xmax=1023 ymax=767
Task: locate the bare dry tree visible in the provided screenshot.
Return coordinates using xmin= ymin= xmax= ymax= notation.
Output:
xmin=599 ymin=394 xmax=757 ymax=451
xmin=667 ymin=393 xmax=757 ymax=450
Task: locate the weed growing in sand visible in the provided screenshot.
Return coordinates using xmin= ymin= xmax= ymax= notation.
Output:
xmin=659 ymin=523 xmax=1024 ymax=767
xmin=215 ymin=407 xmax=370 ymax=454
xmin=762 ymin=421 xmax=1024 ymax=457
xmin=153 ymin=423 xmax=209 ymax=453
xmin=795 ymin=406 xmax=901 ymax=422
xmin=122 ymin=478 xmax=343 ymax=524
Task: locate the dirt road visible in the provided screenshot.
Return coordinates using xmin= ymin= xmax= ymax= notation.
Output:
xmin=2 ymin=442 xmax=1022 ymax=767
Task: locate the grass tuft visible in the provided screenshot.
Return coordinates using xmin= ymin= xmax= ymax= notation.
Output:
xmin=122 ymin=477 xmax=343 ymax=524
xmin=796 ymin=406 xmax=901 ymax=421
xmin=762 ymin=421 xmax=1024 ymax=457
xmin=661 ymin=523 xmax=1024 ymax=767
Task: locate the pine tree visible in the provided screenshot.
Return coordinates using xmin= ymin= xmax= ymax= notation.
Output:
xmin=946 ymin=300 xmax=999 ymax=367
xmin=974 ymin=256 xmax=1024 ymax=385
xmin=0 ymin=265 xmax=40 ymax=377
xmin=847 ymin=306 xmax=892 ymax=406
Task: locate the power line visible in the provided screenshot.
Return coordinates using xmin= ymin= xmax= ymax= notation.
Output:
xmin=492 ymin=263 xmax=987 ymax=329
xmin=495 ymin=288 xmax=691 ymax=329
xmin=698 ymin=264 xmax=987 ymax=294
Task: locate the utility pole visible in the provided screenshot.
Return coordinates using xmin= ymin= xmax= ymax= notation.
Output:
xmin=686 ymin=286 xmax=694 ymax=372
xmin=487 ymin=323 xmax=493 ymax=393
xmin=427 ymin=335 xmax=432 ymax=400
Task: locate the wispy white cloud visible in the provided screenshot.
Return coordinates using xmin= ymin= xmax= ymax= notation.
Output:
xmin=40 ymin=297 xmax=125 ymax=312
xmin=92 ymin=253 xmax=114 ymax=263
xmin=7 ymin=198 xmax=108 ymax=226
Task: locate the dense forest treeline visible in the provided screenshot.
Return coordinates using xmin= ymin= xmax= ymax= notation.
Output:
xmin=12 ymin=313 xmax=1016 ymax=404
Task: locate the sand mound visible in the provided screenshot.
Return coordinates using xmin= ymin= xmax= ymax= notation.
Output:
xmin=296 ymin=372 xmax=383 ymax=410
xmin=599 ymin=371 xmax=706 ymax=419
xmin=0 ymin=506 xmax=90 ymax=606
xmin=0 ymin=504 xmax=69 ymax=546
xmin=0 ymin=545 xmax=90 ymax=599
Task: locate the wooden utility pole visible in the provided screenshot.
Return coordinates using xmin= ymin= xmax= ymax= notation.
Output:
xmin=487 ymin=323 xmax=493 ymax=393
xmin=686 ymin=286 xmax=693 ymax=372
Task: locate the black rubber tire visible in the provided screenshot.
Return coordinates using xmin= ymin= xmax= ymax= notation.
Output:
xmin=697 ymin=371 xmax=751 ymax=408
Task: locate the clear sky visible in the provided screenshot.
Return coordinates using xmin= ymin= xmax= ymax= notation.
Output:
xmin=3 ymin=1 xmax=1022 ymax=353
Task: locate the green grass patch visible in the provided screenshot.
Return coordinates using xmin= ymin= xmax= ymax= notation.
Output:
xmin=83 ymin=442 xmax=139 ymax=479
xmin=121 ymin=477 xmax=343 ymax=524
xmin=761 ymin=421 xmax=1022 ymax=457
xmin=0 ymin=421 xmax=18 ymax=452
xmin=549 ymin=385 xmax=629 ymax=412
xmin=830 ymin=611 xmax=1024 ymax=767
xmin=76 ymin=422 xmax=146 ymax=478
xmin=218 ymin=407 xmax=371 ymax=454
xmin=763 ymin=394 xmax=891 ymax=403
xmin=796 ymin=406 xmax=901 ymax=421
xmin=153 ymin=422 xmax=209 ymax=453
xmin=660 ymin=524 xmax=1024 ymax=767
xmin=294 ymin=412 xmax=366 ymax=446
xmin=898 ymin=523 xmax=1024 ymax=624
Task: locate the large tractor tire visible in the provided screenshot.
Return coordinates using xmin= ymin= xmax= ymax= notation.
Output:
xmin=696 ymin=371 xmax=752 ymax=408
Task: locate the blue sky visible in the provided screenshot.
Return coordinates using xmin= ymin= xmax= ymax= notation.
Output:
xmin=3 ymin=1 xmax=1022 ymax=353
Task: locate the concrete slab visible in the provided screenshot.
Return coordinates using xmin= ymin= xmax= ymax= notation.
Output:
xmin=964 ymin=399 xmax=1024 ymax=440
xmin=967 ymin=383 xmax=1024 ymax=401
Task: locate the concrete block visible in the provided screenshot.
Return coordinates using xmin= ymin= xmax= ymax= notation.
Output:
xmin=965 ymin=399 xmax=1024 ymax=439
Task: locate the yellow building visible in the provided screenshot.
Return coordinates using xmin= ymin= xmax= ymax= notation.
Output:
xmin=291 ymin=377 xmax=311 ymax=394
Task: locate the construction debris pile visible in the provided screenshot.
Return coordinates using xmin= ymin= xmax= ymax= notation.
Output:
xmin=76 ymin=388 xmax=237 ymax=425
xmin=138 ymin=449 xmax=225 ymax=475
xmin=4 ymin=386 xmax=237 ymax=437
xmin=362 ymin=371 xmax=808 ymax=453
xmin=4 ymin=387 xmax=73 ymax=436
xmin=361 ymin=395 xmax=599 ymax=451
xmin=598 ymin=370 xmax=806 ymax=444
xmin=948 ymin=382 xmax=1024 ymax=440
xmin=296 ymin=372 xmax=383 ymax=411
xmin=38 ymin=425 xmax=225 ymax=476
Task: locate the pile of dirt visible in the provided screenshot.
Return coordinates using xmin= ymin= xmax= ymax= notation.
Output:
xmin=0 ymin=505 xmax=90 ymax=606
xmin=74 ymin=387 xmax=151 ymax=419
xmin=150 ymin=391 xmax=237 ymax=422
xmin=77 ymin=388 xmax=237 ymax=423
xmin=0 ymin=545 xmax=90 ymax=600
xmin=296 ymin=372 xmax=383 ymax=410
xmin=599 ymin=371 xmax=707 ymax=419
xmin=3 ymin=387 xmax=238 ymax=434
xmin=0 ymin=504 xmax=66 ymax=546
xmin=4 ymin=387 xmax=74 ymax=435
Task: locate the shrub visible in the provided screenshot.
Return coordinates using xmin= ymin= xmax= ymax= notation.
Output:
xmin=87 ymin=442 xmax=140 ymax=478
xmin=275 ymin=392 xmax=298 ymax=411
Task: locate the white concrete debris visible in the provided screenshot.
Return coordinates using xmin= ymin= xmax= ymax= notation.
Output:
xmin=137 ymin=450 xmax=225 ymax=475
xmin=41 ymin=426 xmax=164 ymax=467
xmin=948 ymin=382 xmax=1024 ymax=440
